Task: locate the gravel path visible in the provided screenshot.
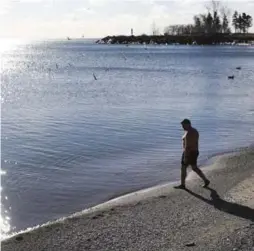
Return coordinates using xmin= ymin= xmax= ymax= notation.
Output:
xmin=2 ymin=147 xmax=254 ymax=251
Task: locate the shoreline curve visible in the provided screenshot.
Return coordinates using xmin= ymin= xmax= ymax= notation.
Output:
xmin=2 ymin=145 xmax=252 ymax=241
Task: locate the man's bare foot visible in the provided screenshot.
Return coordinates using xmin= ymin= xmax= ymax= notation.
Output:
xmin=174 ymin=184 xmax=186 ymax=189
xmin=202 ymin=180 xmax=210 ymax=188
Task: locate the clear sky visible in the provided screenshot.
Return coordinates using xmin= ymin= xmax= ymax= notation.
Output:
xmin=1 ymin=0 xmax=254 ymax=39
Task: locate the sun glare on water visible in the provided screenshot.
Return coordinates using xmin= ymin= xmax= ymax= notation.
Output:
xmin=0 ymin=38 xmax=29 ymax=54
xmin=0 ymin=169 xmax=11 ymax=240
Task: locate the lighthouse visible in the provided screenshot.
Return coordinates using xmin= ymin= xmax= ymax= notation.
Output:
xmin=131 ymin=28 xmax=133 ymax=36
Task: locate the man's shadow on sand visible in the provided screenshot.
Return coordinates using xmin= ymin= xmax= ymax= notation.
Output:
xmin=184 ymin=187 xmax=254 ymax=222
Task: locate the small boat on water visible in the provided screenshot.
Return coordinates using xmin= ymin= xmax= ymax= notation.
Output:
xmin=228 ymin=75 xmax=234 ymax=79
xmin=67 ymin=37 xmax=71 ymax=40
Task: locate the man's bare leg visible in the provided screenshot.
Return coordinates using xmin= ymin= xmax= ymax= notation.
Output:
xmin=181 ymin=164 xmax=187 ymax=187
xmin=174 ymin=164 xmax=187 ymax=189
xmin=191 ymin=165 xmax=210 ymax=187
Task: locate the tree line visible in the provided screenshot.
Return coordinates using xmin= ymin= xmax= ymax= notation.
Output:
xmin=164 ymin=2 xmax=253 ymax=36
xmin=232 ymin=11 xmax=253 ymax=33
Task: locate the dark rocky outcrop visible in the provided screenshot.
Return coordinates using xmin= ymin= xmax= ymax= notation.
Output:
xmin=96 ymin=33 xmax=254 ymax=45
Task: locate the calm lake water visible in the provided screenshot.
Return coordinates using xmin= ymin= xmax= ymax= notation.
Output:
xmin=1 ymin=39 xmax=254 ymax=236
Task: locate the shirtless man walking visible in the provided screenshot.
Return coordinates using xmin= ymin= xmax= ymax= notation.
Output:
xmin=175 ymin=119 xmax=210 ymax=189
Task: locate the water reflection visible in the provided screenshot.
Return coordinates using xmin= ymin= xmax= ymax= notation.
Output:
xmin=1 ymin=42 xmax=254 ymax=236
xmin=1 ymin=169 xmax=11 ymax=239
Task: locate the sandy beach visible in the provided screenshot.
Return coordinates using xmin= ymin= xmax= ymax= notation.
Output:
xmin=2 ymin=147 xmax=254 ymax=251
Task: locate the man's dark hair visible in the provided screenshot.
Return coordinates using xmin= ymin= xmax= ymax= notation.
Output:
xmin=181 ymin=119 xmax=191 ymax=125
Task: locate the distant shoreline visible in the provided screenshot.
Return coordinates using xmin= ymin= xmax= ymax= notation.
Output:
xmin=96 ymin=33 xmax=254 ymax=45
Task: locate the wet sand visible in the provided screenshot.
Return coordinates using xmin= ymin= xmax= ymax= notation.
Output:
xmin=2 ymin=147 xmax=254 ymax=251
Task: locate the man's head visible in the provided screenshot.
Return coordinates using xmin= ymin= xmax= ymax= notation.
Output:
xmin=181 ymin=119 xmax=191 ymax=131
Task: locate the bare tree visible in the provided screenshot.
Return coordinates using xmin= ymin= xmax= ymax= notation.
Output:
xmin=205 ymin=0 xmax=220 ymax=14
xmin=222 ymin=13 xmax=230 ymax=33
xmin=164 ymin=24 xmax=193 ymax=35
xmin=203 ymin=1 xmax=231 ymax=34
xmin=220 ymin=5 xmax=231 ymax=19
xmin=220 ymin=4 xmax=231 ymax=33
xmin=164 ymin=0 xmax=235 ymax=36
xmin=211 ymin=0 xmax=220 ymax=13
